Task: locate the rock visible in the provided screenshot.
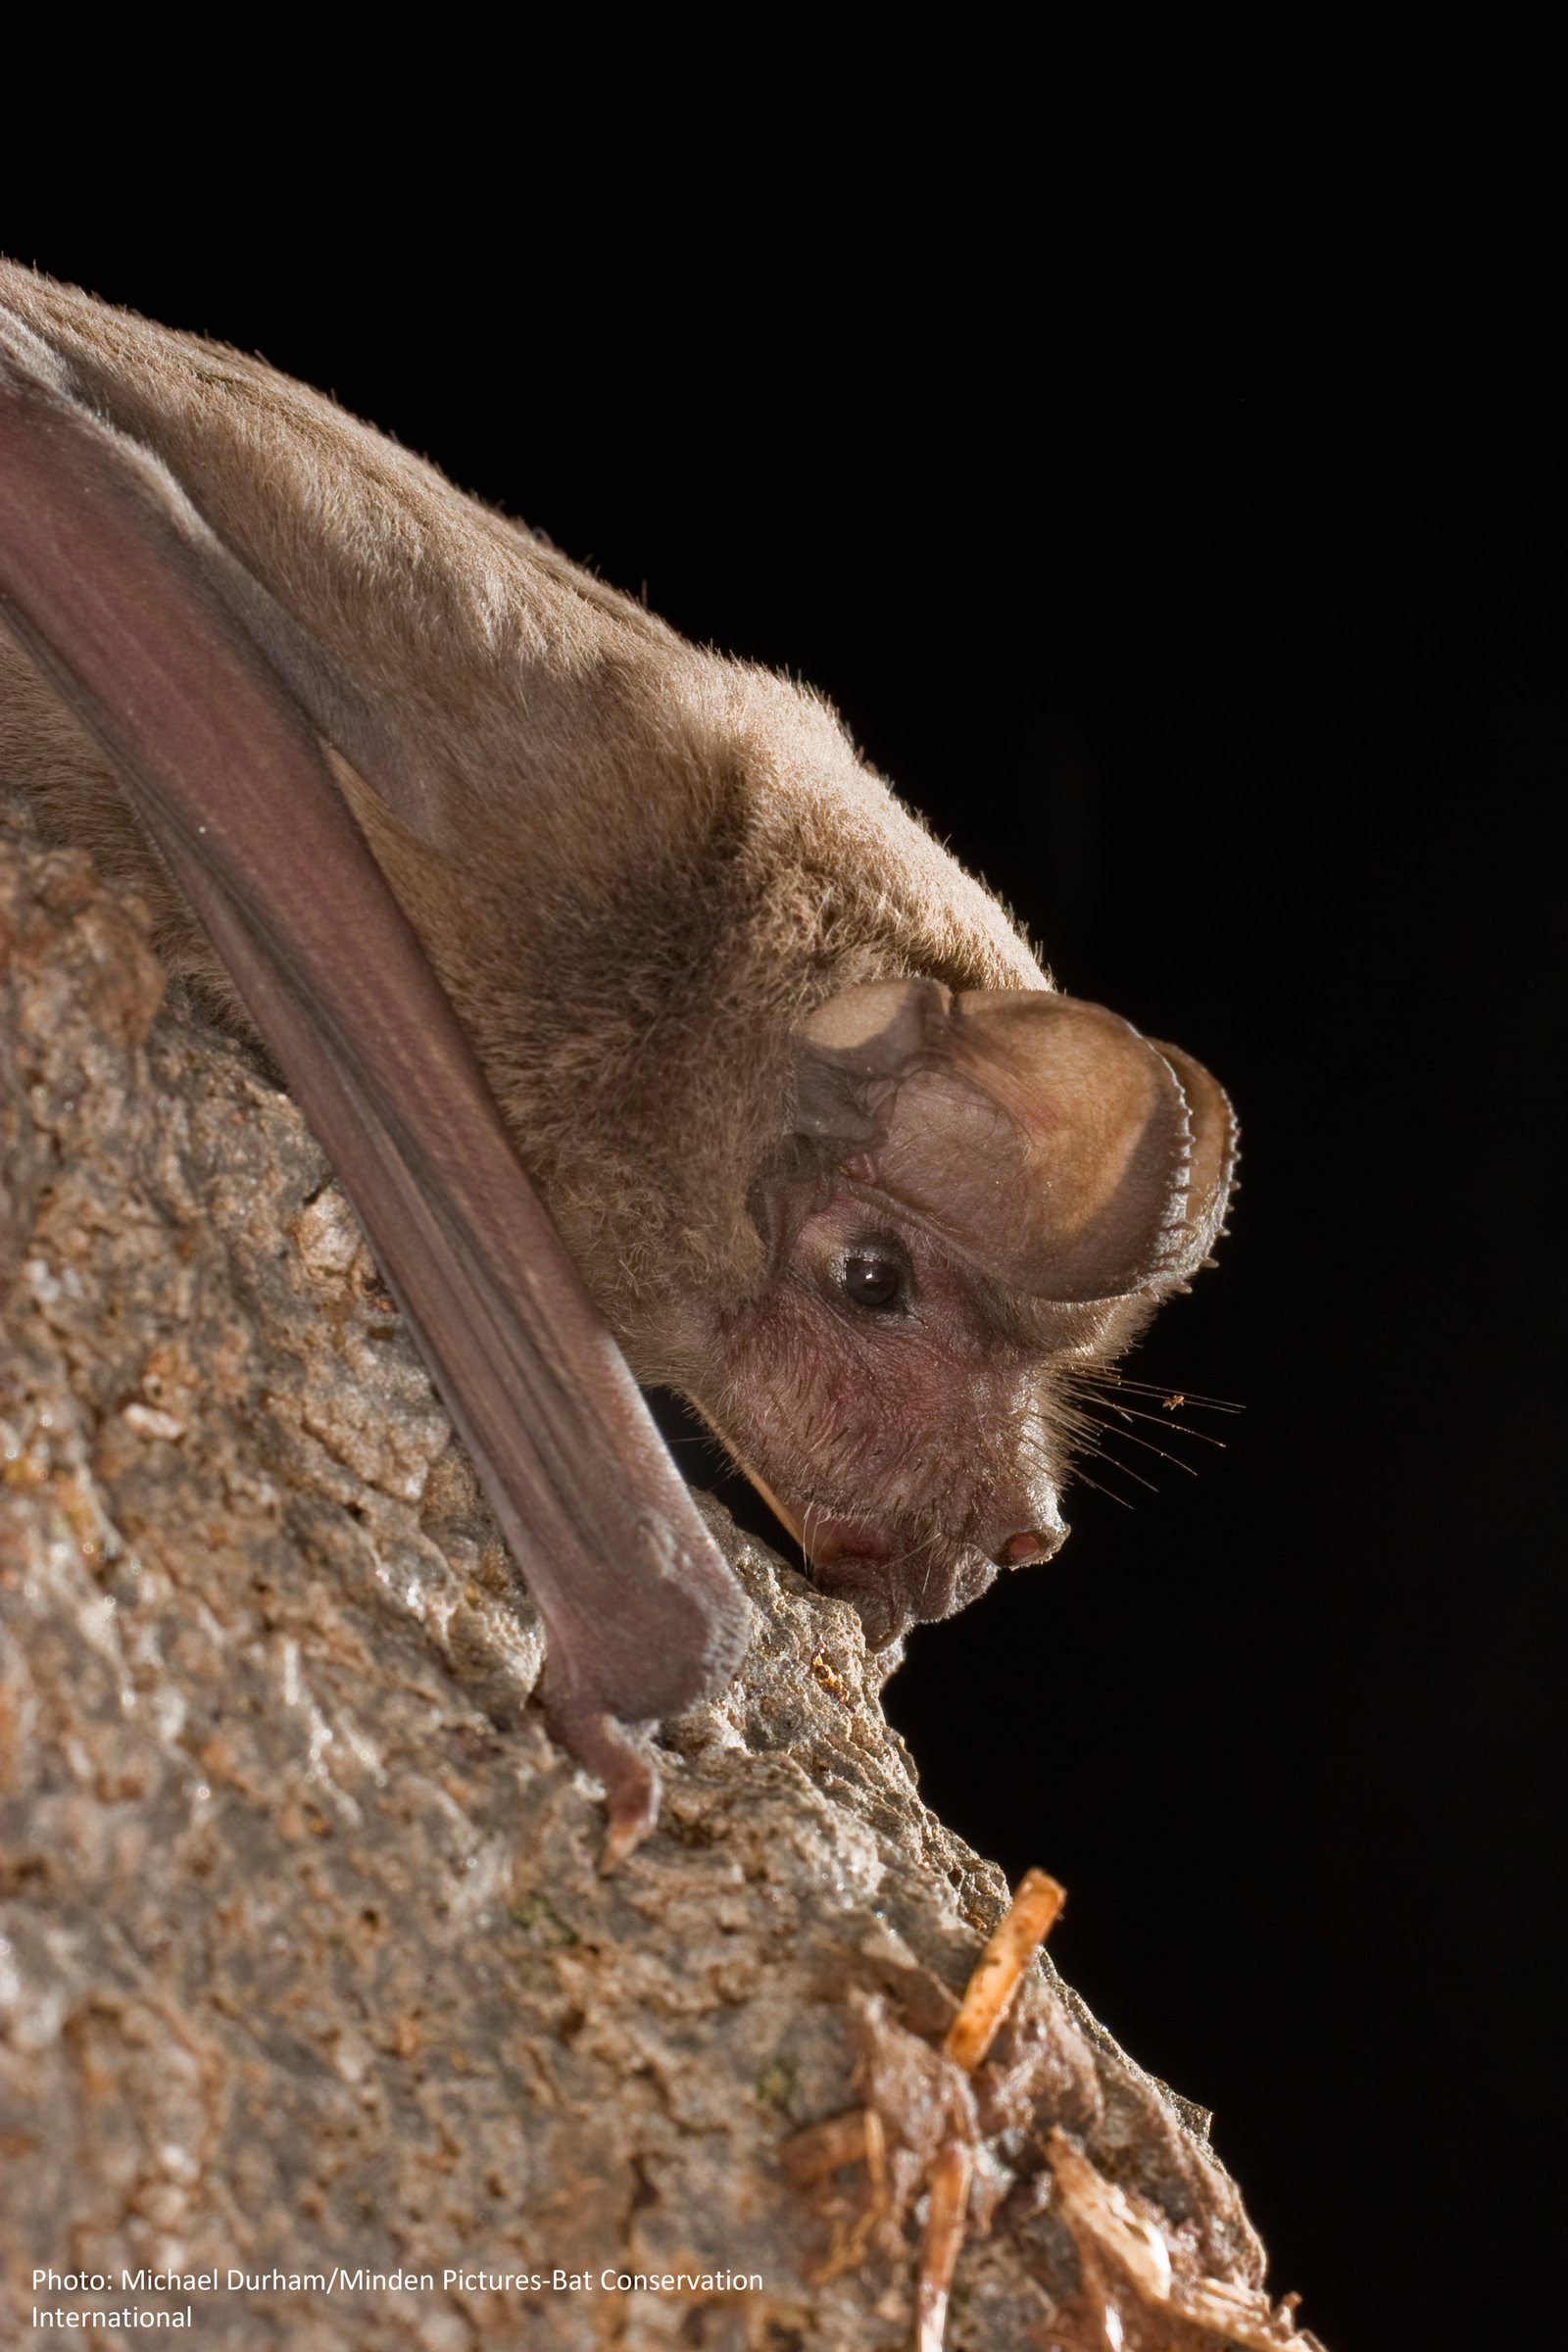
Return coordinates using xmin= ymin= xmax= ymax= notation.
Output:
xmin=0 ymin=819 xmax=1324 ymax=2349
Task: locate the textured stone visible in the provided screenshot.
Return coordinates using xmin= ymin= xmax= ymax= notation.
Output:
xmin=0 ymin=818 xmax=1323 ymax=2349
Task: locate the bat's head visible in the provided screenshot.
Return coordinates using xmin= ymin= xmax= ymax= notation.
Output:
xmin=700 ymin=979 xmax=1238 ymax=1649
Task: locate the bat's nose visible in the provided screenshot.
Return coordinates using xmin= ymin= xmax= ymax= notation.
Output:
xmin=982 ymin=1482 xmax=1068 ymax=1571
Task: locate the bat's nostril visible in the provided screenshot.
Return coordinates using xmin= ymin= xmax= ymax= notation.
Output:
xmin=1000 ymin=1526 xmax=1066 ymax=1569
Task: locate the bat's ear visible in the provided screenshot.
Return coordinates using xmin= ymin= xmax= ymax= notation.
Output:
xmin=793 ymin=980 xmax=1237 ymax=1300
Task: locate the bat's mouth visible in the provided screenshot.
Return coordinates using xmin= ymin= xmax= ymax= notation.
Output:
xmin=717 ymin=1449 xmax=910 ymax=1643
xmin=736 ymin=1470 xmax=892 ymax=1581
xmin=801 ymin=1515 xmax=895 ymax=1573
xmin=711 ymin=1427 xmax=986 ymax=1649
xmin=798 ymin=1520 xmax=915 ymax=1650
xmin=754 ymin=1486 xmax=961 ymax=1649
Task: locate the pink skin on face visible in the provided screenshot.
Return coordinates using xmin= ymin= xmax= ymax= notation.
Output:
xmin=715 ymin=1187 xmax=1072 ymax=1648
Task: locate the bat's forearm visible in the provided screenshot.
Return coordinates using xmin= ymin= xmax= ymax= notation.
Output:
xmin=0 ymin=298 xmax=750 ymax=1859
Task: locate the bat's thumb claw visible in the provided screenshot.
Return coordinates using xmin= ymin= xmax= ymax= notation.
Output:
xmin=545 ymin=1696 xmax=662 ymax=1871
xmin=600 ymin=1796 xmax=655 ymax=1875
xmin=599 ymin=1741 xmax=659 ymax=1872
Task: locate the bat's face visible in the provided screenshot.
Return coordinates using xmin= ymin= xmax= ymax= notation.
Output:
xmin=701 ymin=978 xmax=1237 ymax=1649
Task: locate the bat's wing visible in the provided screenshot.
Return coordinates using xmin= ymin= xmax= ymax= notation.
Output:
xmin=0 ymin=306 xmax=750 ymax=1866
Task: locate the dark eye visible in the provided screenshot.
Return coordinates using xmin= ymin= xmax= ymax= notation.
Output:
xmin=839 ymin=1249 xmax=906 ymax=1314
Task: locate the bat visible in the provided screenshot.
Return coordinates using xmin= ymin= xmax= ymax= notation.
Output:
xmin=0 ymin=264 xmax=1237 ymax=1862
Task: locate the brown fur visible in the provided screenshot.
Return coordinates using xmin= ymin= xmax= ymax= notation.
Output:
xmin=0 ymin=265 xmax=1038 ymax=1328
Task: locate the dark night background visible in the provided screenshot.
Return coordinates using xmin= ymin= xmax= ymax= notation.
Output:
xmin=9 ymin=230 xmax=1563 ymax=2351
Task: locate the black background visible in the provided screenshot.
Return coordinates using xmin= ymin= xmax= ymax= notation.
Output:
xmin=9 ymin=233 xmax=1562 ymax=2351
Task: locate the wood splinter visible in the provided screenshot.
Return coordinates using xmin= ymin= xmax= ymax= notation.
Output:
xmin=916 ymin=1867 xmax=1066 ymax=2349
xmin=942 ymin=1866 xmax=1066 ymax=2075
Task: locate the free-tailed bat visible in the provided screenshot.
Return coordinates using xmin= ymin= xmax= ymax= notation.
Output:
xmin=0 ymin=264 xmax=1237 ymax=1859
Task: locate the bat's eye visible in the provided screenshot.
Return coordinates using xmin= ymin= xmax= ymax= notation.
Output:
xmin=839 ymin=1249 xmax=907 ymax=1314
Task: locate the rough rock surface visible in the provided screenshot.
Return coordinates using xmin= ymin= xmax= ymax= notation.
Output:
xmin=0 ymin=820 xmax=1324 ymax=2349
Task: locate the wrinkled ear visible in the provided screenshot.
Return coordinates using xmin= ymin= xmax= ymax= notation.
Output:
xmin=1147 ymin=1036 xmax=1240 ymax=1273
xmin=794 ymin=980 xmax=1237 ymax=1301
